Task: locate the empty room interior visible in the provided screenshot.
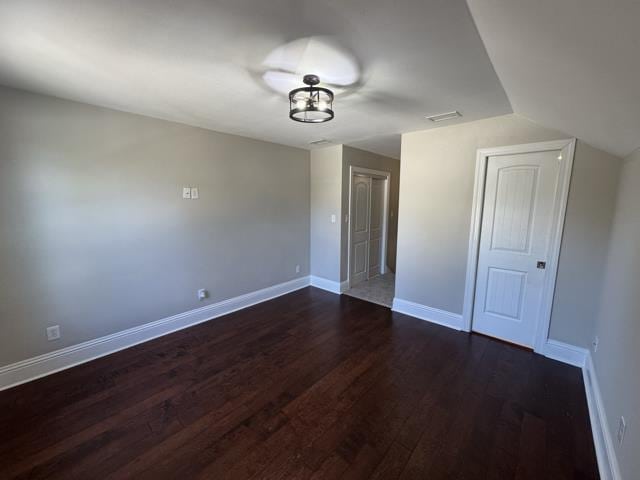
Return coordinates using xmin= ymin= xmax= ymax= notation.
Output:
xmin=1 ymin=1 xmax=639 ymax=479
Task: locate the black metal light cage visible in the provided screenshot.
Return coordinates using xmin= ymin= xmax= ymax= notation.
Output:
xmin=289 ymin=74 xmax=334 ymax=123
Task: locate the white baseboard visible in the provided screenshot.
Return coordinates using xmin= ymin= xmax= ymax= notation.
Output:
xmin=541 ymin=341 xmax=621 ymax=480
xmin=309 ymin=275 xmax=345 ymax=294
xmin=391 ymin=298 xmax=463 ymax=331
xmin=542 ymin=339 xmax=588 ymax=367
xmin=0 ymin=276 xmax=311 ymax=392
xmin=583 ymin=353 xmax=621 ymax=480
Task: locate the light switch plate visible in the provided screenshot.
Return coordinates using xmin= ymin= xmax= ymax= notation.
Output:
xmin=331 ymin=214 xmax=336 ymax=224
xmin=182 ymin=187 xmax=192 ymax=199
xmin=191 ymin=187 xmax=199 ymax=199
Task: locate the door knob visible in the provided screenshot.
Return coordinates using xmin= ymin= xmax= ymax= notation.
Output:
xmin=537 ymin=261 xmax=546 ymax=269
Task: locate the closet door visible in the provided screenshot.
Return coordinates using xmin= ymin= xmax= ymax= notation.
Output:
xmin=350 ymin=175 xmax=371 ymax=286
xmin=472 ymin=150 xmax=561 ymax=347
xmin=368 ymin=178 xmax=385 ymax=278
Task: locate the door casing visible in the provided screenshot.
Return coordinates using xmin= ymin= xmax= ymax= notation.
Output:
xmin=462 ymin=139 xmax=576 ymax=354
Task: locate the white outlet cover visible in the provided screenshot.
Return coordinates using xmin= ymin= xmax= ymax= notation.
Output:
xmin=331 ymin=214 xmax=336 ymax=224
xmin=46 ymin=325 xmax=61 ymax=341
xmin=191 ymin=187 xmax=199 ymax=199
xmin=295 ymin=264 xmax=300 ymax=273
xmin=182 ymin=187 xmax=192 ymax=199
xmin=197 ymin=288 xmax=208 ymax=300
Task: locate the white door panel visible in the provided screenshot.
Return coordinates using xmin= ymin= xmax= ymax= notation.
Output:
xmin=484 ymin=267 xmax=527 ymax=320
xmin=353 ymin=241 xmax=368 ymax=276
xmin=472 ymin=151 xmax=560 ymax=347
xmin=490 ymin=166 xmax=539 ymax=253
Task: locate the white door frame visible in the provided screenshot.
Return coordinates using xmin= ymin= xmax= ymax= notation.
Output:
xmin=461 ymin=139 xmax=576 ymax=353
xmin=347 ymin=166 xmax=391 ymax=289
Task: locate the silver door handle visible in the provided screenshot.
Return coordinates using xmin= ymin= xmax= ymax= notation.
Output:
xmin=537 ymin=261 xmax=546 ymax=269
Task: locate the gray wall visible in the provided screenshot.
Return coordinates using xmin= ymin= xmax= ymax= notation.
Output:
xmin=309 ymin=145 xmax=342 ymax=282
xmin=340 ymin=146 xmax=400 ymax=282
xmin=551 ymin=141 xmax=621 ymax=346
xmin=396 ymin=114 xmax=621 ymax=348
xmin=0 ymin=86 xmax=310 ymax=366
xmin=592 ymin=148 xmax=640 ymax=480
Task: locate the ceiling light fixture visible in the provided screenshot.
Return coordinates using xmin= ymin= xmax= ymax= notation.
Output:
xmin=289 ymin=74 xmax=334 ymax=123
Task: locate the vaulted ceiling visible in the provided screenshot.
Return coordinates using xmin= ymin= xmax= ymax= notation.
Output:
xmin=467 ymin=0 xmax=640 ymax=158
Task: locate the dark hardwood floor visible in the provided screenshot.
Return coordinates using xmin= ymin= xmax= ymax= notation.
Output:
xmin=0 ymin=287 xmax=598 ymax=479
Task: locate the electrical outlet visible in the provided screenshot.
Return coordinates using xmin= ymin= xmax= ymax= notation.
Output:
xmin=331 ymin=214 xmax=336 ymax=224
xmin=295 ymin=264 xmax=300 ymax=273
xmin=617 ymin=416 xmax=627 ymax=445
xmin=191 ymin=187 xmax=199 ymax=200
xmin=592 ymin=336 xmax=599 ymax=353
xmin=182 ymin=187 xmax=192 ymax=199
xmin=197 ymin=288 xmax=208 ymax=301
xmin=46 ymin=325 xmax=61 ymax=341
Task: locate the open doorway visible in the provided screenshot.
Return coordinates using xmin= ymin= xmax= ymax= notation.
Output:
xmin=344 ymin=166 xmax=395 ymax=307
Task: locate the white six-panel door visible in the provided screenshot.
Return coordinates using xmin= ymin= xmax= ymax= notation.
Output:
xmin=350 ymin=174 xmax=371 ymax=286
xmin=472 ymin=150 xmax=561 ymax=347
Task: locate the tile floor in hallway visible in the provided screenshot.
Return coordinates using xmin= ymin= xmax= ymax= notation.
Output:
xmin=344 ymin=273 xmax=395 ymax=307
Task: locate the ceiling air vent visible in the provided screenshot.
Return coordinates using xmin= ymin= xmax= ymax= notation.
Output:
xmin=425 ymin=111 xmax=462 ymax=123
xmin=309 ymin=139 xmax=332 ymax=146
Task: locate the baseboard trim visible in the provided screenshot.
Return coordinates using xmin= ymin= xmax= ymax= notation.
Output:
xmin=309 ymin=275 xmax=344 ymax=294
xmin=583 ymin=353 xmax=621 ymax=480
xmin=391 ymin=298 xmax=463 ymax=331
xmin=543 ymin=341 xmax=621 ymax=480
xmin=0 ymin=276 xmax=311 ymax=392
xmin=542 ymin=339 xmax=588 ymax=367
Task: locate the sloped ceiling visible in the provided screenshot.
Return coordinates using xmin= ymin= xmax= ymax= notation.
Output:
xmin=467 ymin=0 xmax=640 ymax=158
xmin=0 ymin=0 xmax=512 ymax=159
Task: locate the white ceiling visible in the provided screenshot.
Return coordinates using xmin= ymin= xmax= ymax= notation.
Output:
xmin=0 ymin=0 xmax=512 ymax=159
xmin=467 ymin=0 xmax=640 ymax=158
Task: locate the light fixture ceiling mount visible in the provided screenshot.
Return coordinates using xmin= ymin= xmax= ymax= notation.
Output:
xmin=289 ymin=74 xmax=334 ymax=123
